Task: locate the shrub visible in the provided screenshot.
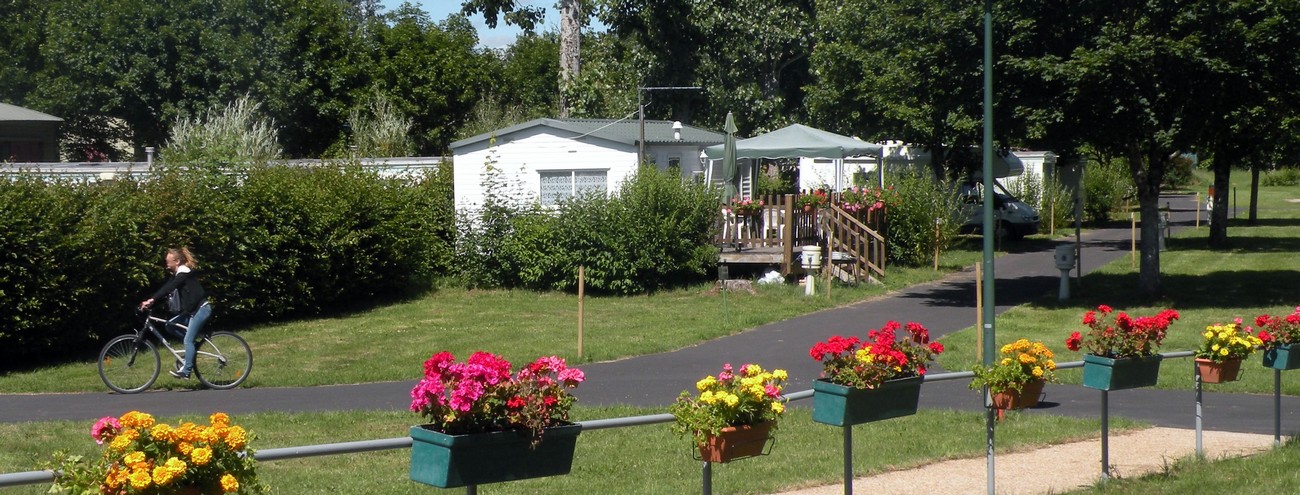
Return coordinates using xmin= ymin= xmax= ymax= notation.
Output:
xmin=884 ymin=172 xmax=963 ymax=266
xmin=0 ymin=162 xmax=454 ymax=365
xmin=1261 ymin=167 xmax=1300 ymax=187
xmin=1082 ymin=160 xmax=1133 ymax=224
xmin=453 ymin=166 xmax=721 ymax=294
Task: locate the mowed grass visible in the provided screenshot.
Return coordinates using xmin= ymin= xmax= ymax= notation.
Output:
xmin=1065 ymin=438 xmax=1300 ymax=494
xmin=2 ymin=247 xmax=987 ymax=393
xmin=0 ymin=406 xmax=1140 ymax=495
xmin=937 ymin=173 xmax=1300 ymax=394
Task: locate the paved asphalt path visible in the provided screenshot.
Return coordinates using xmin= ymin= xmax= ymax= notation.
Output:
xmin=5 ymin=193 xmax=1300 ymax=436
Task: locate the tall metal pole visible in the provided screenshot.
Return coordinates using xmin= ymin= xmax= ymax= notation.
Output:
xmin=638 ymin=87 xmax=646 ymax=165
xmin=981 ymin=1 xmax=997 ymax=494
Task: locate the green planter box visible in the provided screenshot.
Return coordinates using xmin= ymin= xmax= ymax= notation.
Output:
xmin=812 ymin=376 xmax=923 ymax=426
xmin=1262 ymin=344 xmax=1300 ymax=370
xmin=1081 ymin=354 xmax=1162 ymax=391
xmin=409 ymin=423 xmax=581 ymax=488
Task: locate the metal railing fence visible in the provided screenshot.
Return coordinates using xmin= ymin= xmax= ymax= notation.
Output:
xmin=1 ymin=351 xmax=1280 ymax=494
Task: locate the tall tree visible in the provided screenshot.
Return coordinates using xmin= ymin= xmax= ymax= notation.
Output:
xmin=461 ymin=0 xmax=583 ymax=116
xmin=369 ymin=7 xmax=494 ymax=154
xmin=808 ymin=0 xmax=992 ymax=179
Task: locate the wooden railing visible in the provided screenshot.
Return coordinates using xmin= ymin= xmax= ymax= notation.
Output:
xmin=715 ymin=193 xmax=886 ymax=281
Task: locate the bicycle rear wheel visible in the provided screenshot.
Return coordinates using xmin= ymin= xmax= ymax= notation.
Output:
xmin=98 ymin=335 xmax=160 ymax=394
xmin=194 ymin=331 xmax=252 ymax=390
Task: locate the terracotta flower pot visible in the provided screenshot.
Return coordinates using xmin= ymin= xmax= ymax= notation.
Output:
xmin=989 ymin=379 xmax=1045 ymax=410
xmin=696 ymin=421 xmax=775 ymax=463
xmin=1196 ymin=357 xmax=1242 ymax=383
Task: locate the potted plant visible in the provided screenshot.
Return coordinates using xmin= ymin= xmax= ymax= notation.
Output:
xmin=408 ymin=351 xmax=585 ymax=488
xmin=808 ymin=320 xmax=944 ymax=426
xmin=731 ymin=196 xmax=765 ymax=217
xmin=1193 ymin=320 xmax=1262 ymax=383
xmin=1065 ymin=304 xmax=1181 ymax=391
xmin=1254 ymin=308 xmax=1300 ymax=370
xmin=670 ymin=363 xmax=787 ymax=463
xmin=969 ymin=339 xmax=1058 ymax=410
xmin=796 ymin=189 xmax=829 ymax=212
xmin=48 ymin=411 xmax=265 ymax=495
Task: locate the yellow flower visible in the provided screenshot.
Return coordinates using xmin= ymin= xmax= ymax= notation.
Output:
xmin=129 ymin=469 xmax=152 ymax=490
xmin=120 ymin=411 xmax=155 ymax=429
xmin=723 ymin=393 xmax=739 ymax=407
xmin=1212 ymin=344 xmax=1221 ymax=352
xmin=122 ymin=451 xmax=146 ymax=468
xmin=150 ymin=423 xmax=174 ymax=442
xmin=773 ymin=369 xmax=788 ymax=380
xmin=219 ymin=423 xmax=244 ymax=449
xmin=210 ymin=412 xmax=231 ymax=428
xmin=696 ymin=376 xmax=716 ymax=392
xmin=109 ymin=433 xmax=134 ymax=452
xmin=1220 ymin=348 xmax=1230 ymax=356
xmin=1046 ymin=360 xmax=1057 ymax=370
xmin=220 ymin=473 xmax=240 ymax=493
xmin=104 ymin=467 xmax=128 ymax=489
xmin=700 ymin=391 xmax=715 ymax=403
xmin=190 ymin=446 xmax=213 ymax=466
xmin=152 ymin=464 xmax=177 ymax=486
xmin=771 ymin=402 xmax=785 ymax=414
xmin=1000 ymin=358 xmax=1012 ymax=366
xmin=1032 ymin=366 xmax=1044 ymax=378
xmin=1204 ymin=330 xmax=1214 ymax=339
xmin=177 ymin=441 xmax=194 ymax=456
xmin=1018 ymin=353 xmax=1036 ymax=364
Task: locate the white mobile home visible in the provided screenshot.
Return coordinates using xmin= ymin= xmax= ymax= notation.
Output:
xmin=450 ymin=118 xmax=724 ymax=210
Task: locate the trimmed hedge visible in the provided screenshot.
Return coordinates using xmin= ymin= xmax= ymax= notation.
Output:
xmin=455 ymin=166 xmax=721 ymax=294
xmin=0 ymin=163 xmax=454 ymax=366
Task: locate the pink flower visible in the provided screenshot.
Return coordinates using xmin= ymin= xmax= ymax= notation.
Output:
xmin=558 ymin=368 xmax=585 ymax=387
xmin=91 ymin=416 xmax=121 ymax=445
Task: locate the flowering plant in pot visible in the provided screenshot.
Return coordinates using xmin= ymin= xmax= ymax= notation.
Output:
xmin=1194 ymin=320 xmax=1262 ymax=383
xmin=1065 ymin=305 xmax=1180 ymax=391
xmin=408 ymin=351 xmax=587 ymax=488
xmin=1254 ymin=308 xmax=1300 ymax=349
xmin=730 ymin=196 xmax=765 ymax=216
xmin=670 ymin=363 xmax=787 ymax=458
xmin=1253 ymin=308 xmax=1300 ymax=370
xmin=808 ymin=321 xmax=943 ymax=425
xmin=969 ymin=339 xmax=1058 ymax=394
xmin=1065 ymin=305 xmax=1181 ymax=358
xmin=409 ymin=351 xmax=585 ymax=447
xmin=48 ymin=411 xmax=264 ymax=495
xmin=838 ymin=185 xmax=899 ymax=215
xmin=810 ymin=320 xmax=945 ymax=389
xmin=1196 ymin=321 xmax=1262 ymax=362
xmin=796 ymin=189 xmax=829 ymax=211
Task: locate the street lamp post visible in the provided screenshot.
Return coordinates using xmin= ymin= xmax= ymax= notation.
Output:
xmin=637 ymin=86 xmax=702 ymax=165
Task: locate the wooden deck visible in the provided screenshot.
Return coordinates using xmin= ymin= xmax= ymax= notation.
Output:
xmin=714 ymin=194 xmax=887 ymax=282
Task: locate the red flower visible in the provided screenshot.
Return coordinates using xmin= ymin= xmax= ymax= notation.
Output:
xmin=1065 ymin=331 xmax=1082 ymax=351
xmin=507 ymin=396 xmax=526 ymax=409
xmin=929 ymin=342 xmax=944 ymax=354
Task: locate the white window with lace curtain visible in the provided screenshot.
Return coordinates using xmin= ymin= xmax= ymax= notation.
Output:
xmin=539 ymin=170 xmax=608 ymax=205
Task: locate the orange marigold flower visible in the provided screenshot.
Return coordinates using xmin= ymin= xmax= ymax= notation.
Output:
xmin=220 ymin=473 xmax=240 ymax=493
xmin=224 ymin=426 xmax=248 ymax=450
xmin=210 ymin=412 xmax=231 ymax=428
xmin=190 ymin=446 xmax=213 ymax=466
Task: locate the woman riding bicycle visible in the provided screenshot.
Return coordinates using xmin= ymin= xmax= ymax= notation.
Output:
xmin=138 ymin=247 xmax=210 ymax=379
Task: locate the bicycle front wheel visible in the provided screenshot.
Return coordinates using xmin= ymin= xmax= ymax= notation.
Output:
xmin=194 ymin=331 xmax=252 ymax=390
xmin=98 ymin=335 xmax=160 ymax=394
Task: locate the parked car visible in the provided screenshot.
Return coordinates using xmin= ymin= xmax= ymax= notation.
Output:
xmin=958 ymin=179 xmax=1040 ymax=240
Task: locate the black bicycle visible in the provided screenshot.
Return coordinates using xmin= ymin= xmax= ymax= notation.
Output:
xmin=97 ymin=308 xmax=252 ymax=394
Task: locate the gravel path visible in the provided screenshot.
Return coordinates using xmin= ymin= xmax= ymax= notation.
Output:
xmin=771 ymin=427 xmax=1276 ymax=495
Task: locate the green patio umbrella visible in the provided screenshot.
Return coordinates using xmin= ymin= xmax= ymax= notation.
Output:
xmin=722 ymin=112 xmax=738 ymax=200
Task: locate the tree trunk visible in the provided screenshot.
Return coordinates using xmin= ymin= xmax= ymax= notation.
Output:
xmin=557 ymin=0 xmax=581 ymax=118
xmin=1208 ymin=148 xmax=1233 ymax=248
xmin=1249 ymin=164 xmax=1261 ymax=225
xmin=1129 ymin=145 xmax=1165 ymax=299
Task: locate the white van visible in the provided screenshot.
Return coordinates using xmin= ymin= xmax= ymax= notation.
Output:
xmin=958 ymin=179 xmax=1041 ymax=240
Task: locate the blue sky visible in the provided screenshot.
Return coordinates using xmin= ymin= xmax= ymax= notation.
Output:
xmin=377 ymin=0 xmax=558 ymax=48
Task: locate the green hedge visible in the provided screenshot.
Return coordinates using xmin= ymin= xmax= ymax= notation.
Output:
xmin=455 ymin=166 xmax=721 ymax=294
xmin=0 ymin=163 xmax=454 ymax=365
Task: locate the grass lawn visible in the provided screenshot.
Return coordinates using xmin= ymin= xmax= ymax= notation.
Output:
xmin=937 ymin=172 xmax=1300 ymax=394
xmin=1065 ymin=438 xmax=1300 ymax=494
xmin=0 ymin=407 xmax=1140 ymax=495
xmin=3 ymin=247 xmax=992 ymax=394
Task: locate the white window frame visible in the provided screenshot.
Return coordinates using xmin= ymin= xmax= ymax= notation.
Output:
xmin=539 ymin=169 xmax=608 ymax=205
